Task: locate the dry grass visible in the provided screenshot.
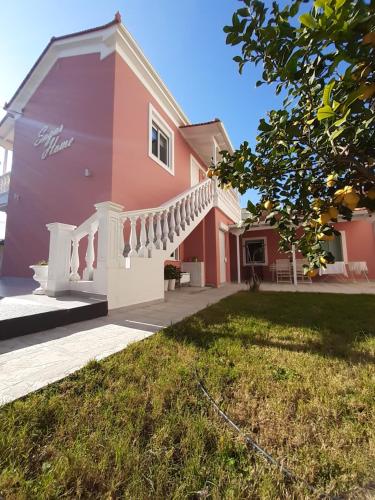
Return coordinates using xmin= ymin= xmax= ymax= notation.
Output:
xmin=0 ymin=291 xmax=374 ymax=499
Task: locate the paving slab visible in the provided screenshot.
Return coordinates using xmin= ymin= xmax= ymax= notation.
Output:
xmin=0 ymin=284 xmax=245 ymax=406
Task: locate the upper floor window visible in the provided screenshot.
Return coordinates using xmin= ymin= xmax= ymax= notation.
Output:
xmin=149 ymin=104 xmax=174 ymax=175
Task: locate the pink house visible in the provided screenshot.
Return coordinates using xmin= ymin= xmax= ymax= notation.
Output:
xmin=0 ymin=14 xmax=241 ymax=308
xmin=0 ymin=14 xmax=373 ymax=309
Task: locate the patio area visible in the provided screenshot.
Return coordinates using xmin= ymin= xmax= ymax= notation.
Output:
xmin=0 ymin=283 xmax=246 ymax=406
xmin=260 ymin=280 xmax=375 ymax=294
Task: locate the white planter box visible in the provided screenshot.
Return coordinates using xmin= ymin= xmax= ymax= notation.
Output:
xmin=181 ymin=262 xmax=205 ymax=287
xmin=168 ymin=278 xmax=176 ymax=291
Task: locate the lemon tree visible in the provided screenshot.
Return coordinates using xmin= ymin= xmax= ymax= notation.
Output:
xmin=215 ymin=0 xmax=375 ymax=272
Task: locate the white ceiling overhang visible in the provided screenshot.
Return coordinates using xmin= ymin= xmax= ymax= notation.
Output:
xmin=0 ymin=114 xmax=15 ymax=149
xmin=179 ymin=120 xmax=234 ymax=167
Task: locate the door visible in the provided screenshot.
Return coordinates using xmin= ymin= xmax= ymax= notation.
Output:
xmin=190 ymin=157 xmax=200 ymax=187
xmin=219 ymin=230 xmax=227 ymax=283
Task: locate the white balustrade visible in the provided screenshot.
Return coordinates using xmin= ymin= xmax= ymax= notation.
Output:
xmin=46 ymin=178 xmax=218 ymax=295
xmin=0 ymin=172 xmax=10 ymax=195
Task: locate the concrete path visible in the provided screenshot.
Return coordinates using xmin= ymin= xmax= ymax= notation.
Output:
xmin=0 ymin=284 xmax=245 ymax=406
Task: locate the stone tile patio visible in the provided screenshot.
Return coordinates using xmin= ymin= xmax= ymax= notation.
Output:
xmin=0 ymin=284 xmax=246 ymax=406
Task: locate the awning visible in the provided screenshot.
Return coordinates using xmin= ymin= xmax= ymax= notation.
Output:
xmin=179 ymin=119 xmax=234 ymax=167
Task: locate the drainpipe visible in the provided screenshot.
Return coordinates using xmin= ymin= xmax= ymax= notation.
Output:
xmin=292 ymin=244 xmax=297 ymax=286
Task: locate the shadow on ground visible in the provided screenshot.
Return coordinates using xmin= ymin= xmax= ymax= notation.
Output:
xmin=164 ymin=291 xmax=375 ymax=364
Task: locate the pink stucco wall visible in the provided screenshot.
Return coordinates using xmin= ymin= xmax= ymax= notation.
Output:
xmin=2 ymin=49 xmax=235 ymax=287
xmin=2 ymin=53 xmax=115 ymax=277
xmin=111 ymin=53 xmax=204 ymax=210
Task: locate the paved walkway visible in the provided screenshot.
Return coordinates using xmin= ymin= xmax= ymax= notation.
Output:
xmin=261 ymin=281 xmax=375 ymax=294
xmin=0 ymin=284 xmax=245 ymax=406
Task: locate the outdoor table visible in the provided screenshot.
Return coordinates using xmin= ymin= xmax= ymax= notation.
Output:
xmin=319 ymin=261 xmax=348 ymax=277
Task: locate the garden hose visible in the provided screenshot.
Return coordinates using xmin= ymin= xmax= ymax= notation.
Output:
xmin=195 ymin=368 xmax=339 ymax=499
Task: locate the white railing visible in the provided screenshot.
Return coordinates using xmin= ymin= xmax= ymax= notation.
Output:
xmin=216 ymin=182 xmax=242 ymax=223
xmin=0 ymin=172 xmax=10 ymax=195
xmin=46 ymin=178 xmax=216 ymax=295
xmin=121 ymin=178 xmax=214 ymax=258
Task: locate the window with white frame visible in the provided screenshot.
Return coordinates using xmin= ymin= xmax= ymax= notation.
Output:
xmin=243 ymin=237 xmax=267 ymax=266
xmin=149 ymin=104 xmax=174 ymax=174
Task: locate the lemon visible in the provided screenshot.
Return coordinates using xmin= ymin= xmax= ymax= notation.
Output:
xmin=319 ymin=256 xmax=327 ymax=265
xmin=318 ymin=212 xmax=331 ymax=225
xmin=307 ymin=269 xmax=318 ymax=278
xmin=328 ymin=206 xmax=339 ymax=219
xmin=264 ymin=200 xmax=273 ymax=210
xmin=333 ymin=189 xmax=345 ymax=204
xmin=326 ymin=174 xmax=336 ymax=188
xmin=367 ymin=188 xmax=375 ymax=200
xmin=343 ymin=192 xmax=360 ymax=209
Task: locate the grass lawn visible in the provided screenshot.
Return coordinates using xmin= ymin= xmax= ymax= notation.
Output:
xmin=1 ymin=292 xmax=374 ymax=499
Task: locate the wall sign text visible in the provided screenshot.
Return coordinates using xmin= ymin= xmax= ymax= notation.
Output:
xmin=34 ymin=124 xmax=74 ymax=160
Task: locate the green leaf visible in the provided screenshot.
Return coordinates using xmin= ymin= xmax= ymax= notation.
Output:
xmin=331 ymin=127 xmax=345 ymax=140
xmin=335 ymin=0 xmax=347 ymax=10
xmin=299 ymin=13 xmax=318 ymax=29
xmin=333 ymin=108 xmax=350 ymax=127
xmin=314 ymin=0 xmax=325 ymax=8
xmin=317 ymin=105 xmax=335 ymax=121
xmin=322 ymin=81 xmax=335 ymax=106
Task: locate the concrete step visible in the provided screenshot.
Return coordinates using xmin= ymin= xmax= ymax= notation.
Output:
xmin=0 ymin=293 xmax=108 ymax=341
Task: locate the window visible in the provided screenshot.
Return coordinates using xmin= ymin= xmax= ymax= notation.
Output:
xmin=243 ymin=237 xmax=267 ymax=266
xmin=149 ymin=104 xmax=174 ymax=174
xmin=322 ymin=232 xmax=345 ymax=261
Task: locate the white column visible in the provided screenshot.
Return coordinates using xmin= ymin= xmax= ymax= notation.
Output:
xmin=46 ymin=222 xmax=76 ymax=295
xmin=236 ymin=234 xmax=241 ymax=284
xmin=94 ymin=201 xmax=124 ymax=293
xmin=292 ymin=244 xmax=297 ymax=286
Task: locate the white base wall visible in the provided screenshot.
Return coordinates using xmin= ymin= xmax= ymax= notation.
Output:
xmin=107 ymin=257 xmax=165 ymax=310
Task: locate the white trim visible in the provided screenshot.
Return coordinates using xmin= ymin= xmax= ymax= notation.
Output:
xmin=190 ymin=155 xmax=203 ymax=186
xmin=339 ymin=229 xmax=348 ymax=263
xmin=242 ymin=236 xmax=268 ymax=266
xmin=219 ymin=222 xmax=229 ymax=232
xmin=148 ymin=103 xmax=174 ymax=175
xmin=5 ymin=23 xmax=190 ymax=129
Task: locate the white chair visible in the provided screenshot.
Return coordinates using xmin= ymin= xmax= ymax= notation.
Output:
xmin=347 ymin=262 xmax=369 ymax=282
xmin=276 ymin=259 xmax=292 ymax=283
xmin=295 ymin=259 xmax=312 ymax=283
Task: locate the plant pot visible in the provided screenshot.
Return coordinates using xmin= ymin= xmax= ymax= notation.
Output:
xmin=168 ymin=278 xmax=176 ymax=291
xmin=164 ymin=279 xmax=169 ymax=292
xmin=29 ymin=265 xmax=49 ymax=295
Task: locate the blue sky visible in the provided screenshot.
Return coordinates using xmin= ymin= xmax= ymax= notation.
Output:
xmin=0 ymin=0 xmax=287 ymax=238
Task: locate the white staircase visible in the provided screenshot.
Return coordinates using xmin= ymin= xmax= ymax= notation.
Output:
xmin=46 ymin=178 xmax=242 ymax=309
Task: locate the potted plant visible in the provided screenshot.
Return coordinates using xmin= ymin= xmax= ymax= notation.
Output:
xmin=164 ymin=264 xmax=180 ymax=291
xmin=29 ymin=260 xmax=49 ymax=295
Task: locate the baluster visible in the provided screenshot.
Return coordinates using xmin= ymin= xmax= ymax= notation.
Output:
xmin=194 ymin=190 xmax=199 ymax=216
xmin=70 ymin=236 xmax=80 ymax=281
xmin=155 ymin=212 xmax=162 ymax=249
xmin=204 ymin=184 xmax=208 ymax=206
xmin=185 ymin=195 xmax=191 ymax=224
xmin=169 ymin=205 xmax=176 ymax=242
xmin=175 ymin=202 xmax=181 ymax=236
xmin=84 ymin=227 xmax=95 ymax=280
xmin=119 ymin=218 xmax=125 ymax=259
xmin=181 ymin=198 xmax=186 ymax=229
xmin=162 ymin=210 xmax=169 ymax=248
xmin=128 ymin=216 xmax=138 ymax=256
xmin=190 ymin=193 xmax=195 ymax=221
xmin=138 ymin=215 xmax=147 ymax=257
xmin=197 ymin=188 xmax=202 ymax=212
xmin=147 ymin=213 xmax=155 ymax=254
